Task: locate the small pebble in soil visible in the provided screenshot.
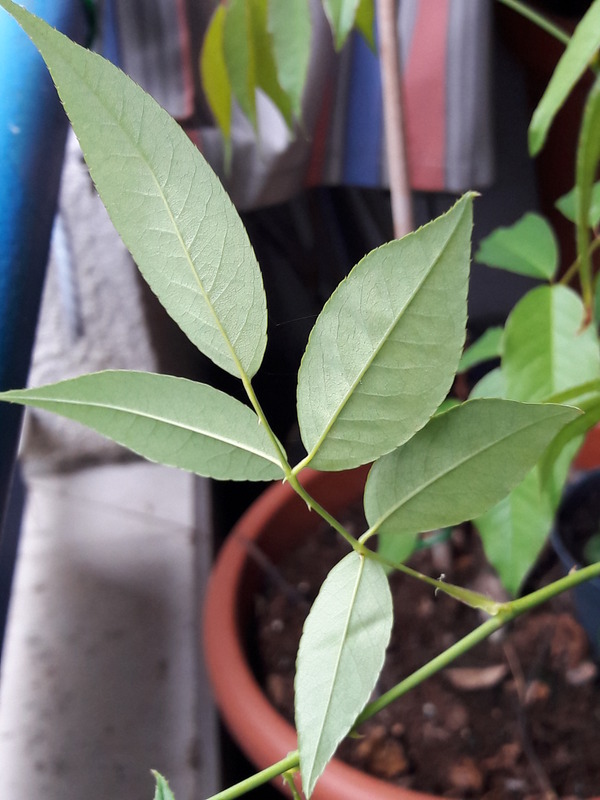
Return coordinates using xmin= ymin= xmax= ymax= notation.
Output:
xmin=524 ymin=678 xmax=551 ymax=706
xmin=483 ymin=742 xmax=522 ymax=771
xmin=422 ymin=721 xmax=450 ymax=743
xmin=565 ymin=659 xmax=598 ymax=685
xmin=448 ymin=756 xmax=483 ymax=793
xmin=503 ymin=777 xmax=528 ymax=793
xmin=368 ymin=738 xmax=409 ymax=779
xmin=445 ymin=703 xmax=469 ymax=732
xmin=445 ymin=663 xmax=508 ymax=691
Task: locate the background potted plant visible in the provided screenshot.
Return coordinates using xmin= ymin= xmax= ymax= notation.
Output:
xmin=1 ymin=2 xmax=600 ymax=800
xmin=450 ymin=0 xmax=600 ymax=617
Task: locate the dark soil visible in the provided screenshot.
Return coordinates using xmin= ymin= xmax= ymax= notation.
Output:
xmin=253 ymin=504 xmax=600 ymax=799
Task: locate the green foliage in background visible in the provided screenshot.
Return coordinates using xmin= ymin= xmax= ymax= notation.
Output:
xmin=1 ymin=1 xmax=600 ymax=798
xmin=199 ymin=0 xmax=374 ymax=154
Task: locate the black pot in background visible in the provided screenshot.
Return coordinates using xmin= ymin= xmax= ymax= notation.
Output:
xmin=551 ymin=469 xmax=600 ymax=660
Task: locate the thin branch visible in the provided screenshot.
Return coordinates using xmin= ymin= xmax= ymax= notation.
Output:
xmin=376 ymin=0 xmax=413 ymax=237
xmin=495 ymin=0 xmax=571 ymax=47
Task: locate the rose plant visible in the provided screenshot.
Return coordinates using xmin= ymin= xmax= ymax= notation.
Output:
xmin=0 ymin=2 xmax=600 ymax=799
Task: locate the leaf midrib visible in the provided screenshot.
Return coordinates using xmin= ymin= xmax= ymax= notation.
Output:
xmin=6 ymin=391 xmax=280 ymax=465
xmin=47 ymin=20 xmax=249 ymax=380
xmin=304 ymin=555 xmax=366 ymax=791
xmin=369 ymin=407 xmax=567 ymax=537
xmin=307 ymin=211 xmax=467 ymax=460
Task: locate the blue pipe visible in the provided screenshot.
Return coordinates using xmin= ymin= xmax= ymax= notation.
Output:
xmin=0 ymin=0 xmax=89 ymax=658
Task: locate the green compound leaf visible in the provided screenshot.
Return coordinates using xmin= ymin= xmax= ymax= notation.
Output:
xmin=458 ymin=327 xmax=503 ymax=373
xmin=200 ymin=5 xmax=233 ymax=165
xmin=0 ymin=373 xmax=284 ymax=481
xmin=529 ymin=0 xmax=600 ymax=155
xmin=575 ymin=75 xmax=600 ymax=303
xmin=475 ymin=212 xmax=558 ymax=280
xmin=223 ymin=0 xmax=297 ymax=131
xmin=363 ymin=399 xmax=579 ymax=546
xmin=322 ymin=0 xmax=363 ymax=50
xmin=540 ymin=400 xmax=600 ymax=489
xmin=503 ymin=285 xmax=600 ymax=403
xmin=354 ymin=0 xmax=375 ymax=49
xmin=152 ymin=771 xmax=176 ymax=800
xmin=469 ymin=366 xmax=507 ymax=400
xmin=475 ymin=434 xmax=577 ymax=597
xmin=474 ymin=469 xmax=554 ymax=598
xmin=223 ymin=0 xmax=257 ymax=128
xmin=250 ymin=0 xmax=294 ymax=128
xmin=555 ymin=181 xmax=600 ymax=228
xmin=295 ymin=553 xmax=392 ymax=798
xmin=0 ymin=0 xmax=267 ymax=380
xmin=297 ymin=194 xmax=472 ymax=471
xmin=268 ymin=0 xmax=312 ymax=119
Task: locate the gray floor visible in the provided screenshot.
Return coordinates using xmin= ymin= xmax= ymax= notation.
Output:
xmin=0 ymin=461 xmax=220 ymax=800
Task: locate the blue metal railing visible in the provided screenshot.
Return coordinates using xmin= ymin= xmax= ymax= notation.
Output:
xmin=0 ymin=0 xmax=89 ymax=659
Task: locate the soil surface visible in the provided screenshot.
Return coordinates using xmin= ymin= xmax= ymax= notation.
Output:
xmin=253 ymin=504 xmax=600 ymax=799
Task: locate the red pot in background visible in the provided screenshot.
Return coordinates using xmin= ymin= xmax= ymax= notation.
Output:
xmin=574 ymin=424 xmax=600 ymax=471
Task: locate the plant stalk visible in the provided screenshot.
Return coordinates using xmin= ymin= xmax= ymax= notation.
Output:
xmin=375 ymin=0 xmax=413 ymax=237
xmin=495 ymin=0 xmax=571 ymax=46
xmin=286 ymin=473 xmax=359 ymax=550
xmin=203 ymin=560 xmax=600 ymax=800
xmin=205 ymin=752 xmax=300 ymax=800
xmin=241 ymin=376 xmax=291 ymax=473
xmin=356 ymin=559 xmax=600 ymax=725
xmin=575 ymin=76 xmax=600 ymax=313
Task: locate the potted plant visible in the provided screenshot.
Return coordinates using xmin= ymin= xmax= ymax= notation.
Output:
xmin=1 ymin=2 xmax=600 ymax=800
xmin=455 ymin=0 xmax=600 ymax=608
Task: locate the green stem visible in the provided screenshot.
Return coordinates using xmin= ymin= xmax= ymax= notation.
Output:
xmin=559 ymin=235 xmax=600 ymax=289
xmin=358 ymin=546 xmax=502 ymax=615
xmin=575 ymin=77 xmax=600 ymax=313
xmin=355 ymin=615 xmax=505 ymax=726
xmin=286 ymin=472 xmax=359 ymax=551
xmin=282 ymin=770 xmax=304 ymax=800
xmin=356 ymin=559 xmax=600 ymax=726
xmin=495 ymin=0 xmax=571 ymax=47
xmin=240 ymin=375 xmax=291 ymax=475
xmin=205 ymin=753 xmax=300 ymax=800
xmin=204 ymin=561 xmax=600 ymax=799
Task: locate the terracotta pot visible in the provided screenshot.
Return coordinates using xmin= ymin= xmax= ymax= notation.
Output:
xmin=203 ymin=466 xmax=443 ymax=800
xmin=203 ymin=467 xmax=600 ymax=799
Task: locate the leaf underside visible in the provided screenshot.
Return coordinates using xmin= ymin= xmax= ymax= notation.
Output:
xmin=0 ymin=372 xmax=284 ymax=481
xmin=1 ymin=0 xmax=267 ymax=380
xmin=364 ymin=398 xmax=579 ymax=543
xmin=297 ymin=194 xmax=473 ymax=471
xmin=295 ymin=553 xmax=393 ymax=797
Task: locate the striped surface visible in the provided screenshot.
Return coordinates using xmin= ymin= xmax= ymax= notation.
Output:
xmin=102 ymin=0 xmax=493 ymax=210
